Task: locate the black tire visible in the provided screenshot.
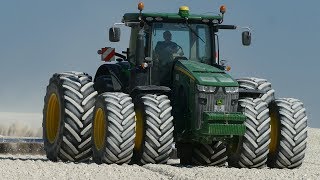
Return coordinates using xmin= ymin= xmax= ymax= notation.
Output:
xmin=267 ymin=98 xmax=308 ymax=168
xmin=133 ymin=94 xmax=174 ymax=164
xmin=228 ymin=98 xmax=271 ymax=168
xmin=178 ymin=141 xmax=227 ymax=167
xmin=92 ymin=92 xmax=136 ymax=164
xmin=237 ymin=77 xmax=275 ymax=104
xmin=43 ymin=71 xmax=97 ymax=162
xmin=176 ymin=142 xmax=192 ymax=165
xmin=192 ymin=141 xmax=227 ymax=166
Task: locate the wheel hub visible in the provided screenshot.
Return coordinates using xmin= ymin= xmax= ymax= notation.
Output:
xmin=94 ymin=108 xmax=106 ymax=150
xmin=269 ymin=105 xmax=280 ymax=154
xmin=134 ymin=108 xmax=144 ymax=151
xmin=46 ymin=93 xmax=60 ymax=143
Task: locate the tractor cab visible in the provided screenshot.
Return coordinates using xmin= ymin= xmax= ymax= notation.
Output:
xmin=149 ymin=22 xmax=213 ymax=86
xmin=107 ymin=4 xmax=251 ymax=89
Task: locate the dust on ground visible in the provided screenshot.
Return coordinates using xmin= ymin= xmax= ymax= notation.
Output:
xmin=0 ymin=122 xmax=44 ymax=154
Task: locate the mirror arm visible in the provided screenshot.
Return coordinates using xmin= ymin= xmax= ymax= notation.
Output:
xmin=238 ymin=26 xmax=252 ymax=32
xmin=218 ymin=25 xmax=252 ymax=32
xmin=113 ymin=22 xmax=140 ymax=27
xmin=113 ymin=22 xmax=125 ymax=26
xmin=218 ymin=25 xmax=237 ymax=30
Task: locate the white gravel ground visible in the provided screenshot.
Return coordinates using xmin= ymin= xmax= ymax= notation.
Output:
xmin=0 ymin=128 xmax=319 ymax=180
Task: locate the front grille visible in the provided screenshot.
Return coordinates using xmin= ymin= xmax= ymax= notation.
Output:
xmin=195 ymin=87 xmax=239 ymax=129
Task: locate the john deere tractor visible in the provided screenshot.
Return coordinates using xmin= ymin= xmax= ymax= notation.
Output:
xmin=43 ymin=3 xmax=308 ymax=168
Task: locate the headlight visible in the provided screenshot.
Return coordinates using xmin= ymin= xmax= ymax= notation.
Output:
xmin=197 ymin=85 xmax=216 ymax=92
xmin=225 ymin=87 xmax=239 ymax=93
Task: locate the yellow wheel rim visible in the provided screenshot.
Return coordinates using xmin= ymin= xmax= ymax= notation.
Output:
xmin=46 ymin=93 xmax=60 ymax=143
xmin=94 ymin=108 xmax=106 ymax=150
xmin=269 ymin=108 xmax=280 ymax=154
xmin=134 ymin=108 xmax=144 ymax=151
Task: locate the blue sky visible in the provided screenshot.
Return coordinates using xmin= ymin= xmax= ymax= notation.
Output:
xmin=0 ymin=1 xmax=319 ymax=127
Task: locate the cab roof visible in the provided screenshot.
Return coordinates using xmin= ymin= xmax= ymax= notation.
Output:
xmin=122 ymin=13 xmax=223 ymax=24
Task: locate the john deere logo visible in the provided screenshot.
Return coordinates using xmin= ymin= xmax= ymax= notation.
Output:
xmin=216 ymin=99 xmax=223 ymax=105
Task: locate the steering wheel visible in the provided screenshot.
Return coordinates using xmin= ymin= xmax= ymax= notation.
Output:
xmin=172 ymin=45 xmax=184 ymax=57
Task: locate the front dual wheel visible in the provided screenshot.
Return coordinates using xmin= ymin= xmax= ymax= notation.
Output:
xmin=178 ymin=141 xmax=227 ymax=166
xmin=267 ymin=98 xmax=308 ymax=168
xmin=92 ymin=93 xmax=174 ymax=165
xmin=228 ymin=98 xmax=271 ymax=168
xmin=92 ymin=92 xmax=136 ymax=164
xmin=228 ymin=97 xmax=308 ymax=169
xmin=132 ymin=94 xmax=174 ymax=165
xmin=232 ymin=77 xmax=308 ymax=169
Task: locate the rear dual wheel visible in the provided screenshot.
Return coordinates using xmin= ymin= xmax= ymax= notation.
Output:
xmin=237 ymin=77 xmax=275 ymax=104
xmin=43 ymin=72 xmax=97 ymax=162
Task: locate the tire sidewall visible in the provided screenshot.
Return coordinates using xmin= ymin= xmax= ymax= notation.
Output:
xmin=131 ymin=95 xmax=147 ymax=164
xmin=266 ymin=101 xmax=281 ymax=166
xmin=43 ymin=75 xmax=66 ymax=161
xmin=91 ymin=95 xmax=108 ymax=164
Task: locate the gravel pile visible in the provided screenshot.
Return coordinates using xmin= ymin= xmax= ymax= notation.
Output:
xmin=0 ymin=128 xmax=318 ymax=180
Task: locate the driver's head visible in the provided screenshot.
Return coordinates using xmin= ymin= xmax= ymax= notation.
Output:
xmin=163 ymin=30 xmax=172 ymax=41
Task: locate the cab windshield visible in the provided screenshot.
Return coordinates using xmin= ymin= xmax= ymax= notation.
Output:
xmin=151 ymin=22 xmax=212 ymax=64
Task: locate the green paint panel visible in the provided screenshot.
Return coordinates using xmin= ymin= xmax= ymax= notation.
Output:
xmin=175 ymin=60 xmax=239 ymax=86
xmin=203 ymin=112 xmax=246 ymax=123
xmin=205 ymin=124 xmax=246 ymax=136
xmin=178 ymin=60 xmax=224 ymax=73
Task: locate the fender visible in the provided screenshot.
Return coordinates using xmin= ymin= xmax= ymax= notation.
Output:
xmin=94 ymin=62 xmax=130 ymax=94
xmin=130 ymin=85 xmax=171 ymax=102
xmin=239 ymin=88 xmax=265 ymax=99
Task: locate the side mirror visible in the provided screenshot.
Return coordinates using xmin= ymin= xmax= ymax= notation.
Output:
xmin=242 ymin=31 xmax=251 ymax=46
xmin=109 ymin=27 xmax=120 ymax=42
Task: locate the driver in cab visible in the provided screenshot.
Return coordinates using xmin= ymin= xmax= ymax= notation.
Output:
xmin=154 ymin=30 xmax=182 ymax=86
xmin=155 ymin=30 xmax=179 ymax=56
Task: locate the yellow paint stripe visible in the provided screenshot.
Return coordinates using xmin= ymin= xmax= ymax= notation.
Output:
xmin=175 ymin=66 xmax=195 ymax=81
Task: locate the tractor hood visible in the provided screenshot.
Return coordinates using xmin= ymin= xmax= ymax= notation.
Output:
xmin=174 ymin=60 xmax=239 ymax=87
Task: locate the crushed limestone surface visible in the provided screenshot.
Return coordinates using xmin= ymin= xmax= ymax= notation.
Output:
xmin=0 ymin=128 xmax=318 ymax=180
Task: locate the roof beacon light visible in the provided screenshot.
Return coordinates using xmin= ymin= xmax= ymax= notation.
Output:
xmin=138 ymin=2 xmax=144 ymax=11
xmin=225 ymin=65 xmax=231 ymax=71
xmin=179 ymin=6 xmax=190 ymax=18
xmin=220 ymin=5 xmax=226 ymax=14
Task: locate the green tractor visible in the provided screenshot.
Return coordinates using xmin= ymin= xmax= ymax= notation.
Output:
xmin=43 ymin=3 xmax=308 ymax=168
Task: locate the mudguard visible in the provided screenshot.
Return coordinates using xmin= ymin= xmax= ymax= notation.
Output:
xmin=239 ymin=88 xmax=265 ymax=99
xmin=94 ymin=62 xmax=130 ymax=93
xmin=130 ymin=85 xmax=171 ymax=102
